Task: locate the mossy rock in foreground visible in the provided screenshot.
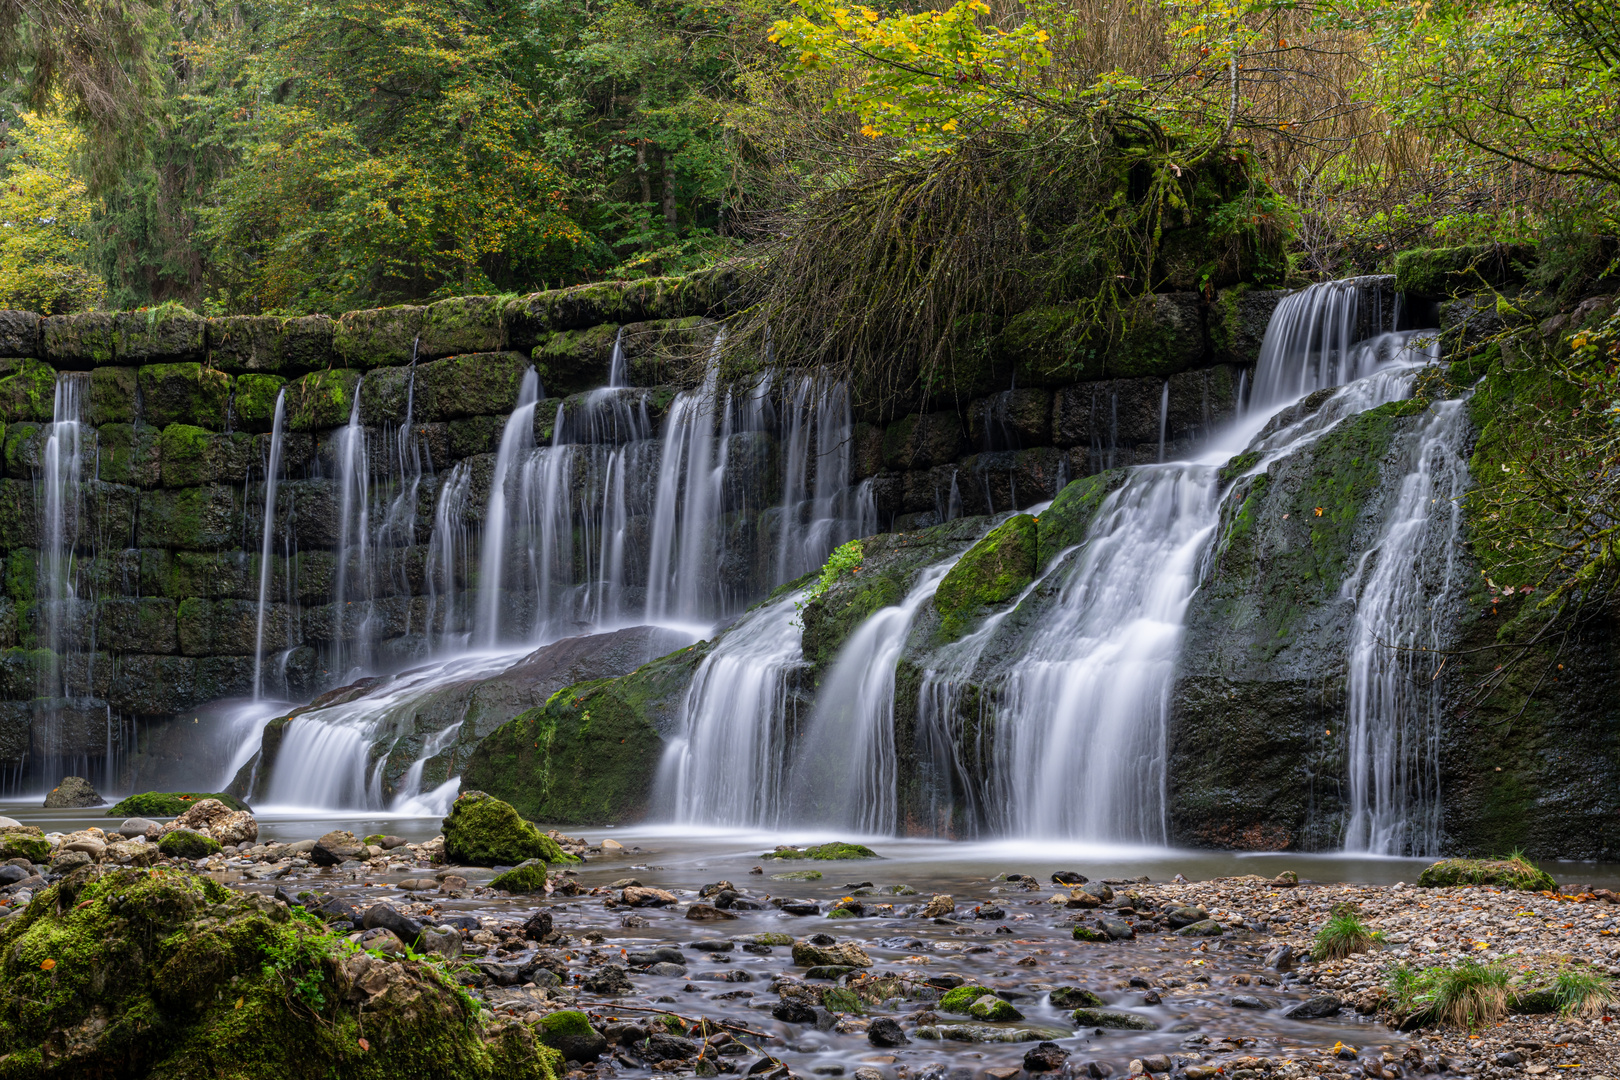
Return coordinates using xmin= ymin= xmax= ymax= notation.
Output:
xmin=490 ymin=863 xmax=550 ymax=894
xmin=157 ymin=829 xmax=222 ymax=860
xmin=938 ymin=984 xmax=998 ymax=1014
xmin=1416 ymin=858 xmax=1557 ymax=892
xmin=107 ymin=791 xmax=250 ymax=818
xmin=0 ymin=825 xmax=50 ymax=863
xmin=441 ymin=791 xmax=578 ymax=868
xmin=0 ymin=865 xmax=563 ymax=1079
xmin=760 ymin=842 xmax=879 ymax=861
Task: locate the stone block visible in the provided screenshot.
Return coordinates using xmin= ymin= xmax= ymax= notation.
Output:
xmin=137 ymin=485 xmax=243 ymax=549
xmin=153 ymin=549 xmax=257 ymax=600
xmin=157 ymin=424 xmax=255 ymax=487
xmin=0 ymin=700 xmax=28 ymax=762
xmin=286 ymin=369 xmax=362 ymax=432
xmin=619 ymin=318 xmax=715 ymax=389
xmin=418 ymin=352 xmax=532 ymax=420
xmin=1210 ymin=286 xmax=1287 ymax=366
xmin=0 ymin=358 xmax=58 ymax=423
xmin=209 ymin=315 xmax=334 ymax=375
xmin=3 ymin=549 xmax=36 ymax=603
xmin=333 ymin=306 xmax=424 ymax=369
xmin=357 ymin=363 xmax=413 ymax=426
xmin=110 ymin=653 xmax=197 ymax=714
xmin=177 ymin=597 xmax=280 ymax=656
xmin=0 ymin=479 xmax=38 ymax=547
xmin=882 ymin=410 xmax=965 ymax=471
xmin=113 ymin=308 xmax=205 ymax=362
xmin=957 ymin=447 xmax=1066 ymax=515
xmin=1106 ymin=293 xmax=1207 ymax=378
xmin=968 ymin=388 xmax=1050 ymax=450
xmin=447 ymin=416 xmax=503 ymax=458
xmin=0 ymin=311 xmax=40 ymax=357
xmin=3 ymin=422 xmax=43 ymax=476
xmin=195 ymin=654 xmax=255 ymax=701
xmin=533 ymin=326 xmax=619 ymax=397
xmin=234 ymin=373 xmax=287 ymax=432
xmin=274 ymin=479 xmax=341 ymax=549
xmin=89 ymin=366 xmax=137 ymax=425
xmin=420 ymin=296 xmax=503 ymax=358
xmin=852 ymin=422 xmax=884 ymax=481
xmin=41 ymin=312 xmax=115 ymax=365
xmin=85 ymin=481 xmax=139 ymax=547
xmin=96 ymin=425 xmax=161 ymax=488
xmin=901 ymin=465 xmax=959 ymax=515
xmin=99 ymin=598 xmax=179 ymax=653
xmin=138 ymin=363 xmax=231 ymax=429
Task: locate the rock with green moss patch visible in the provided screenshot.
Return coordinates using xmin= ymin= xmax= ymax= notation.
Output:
xmin=420 ymin=296 xmax=503 ymax=358
xmin=771 ymin=869 xmax=823 ymax=881
xmin=914 ymin=1024 xmax=1066 ymax=1043
xmin=0 ymin=310 xmax=39 ymax=357
xmin=417 ymin=352 xmax=532 ymax=419
xmin=939 ymin=984 xmax=999 ymax=1014
xmin=286 ymin=368 xmax=363 ymax=431
xmin=1049 ymin=987 xmax=1105 ymax=1008
xmin=107 ymin=791 xmax=250 ymax=818
xmin=158 ymin=828 xmax=222 ymax=860
xmin=333 ymin=305 xmax=424 ymax=368
xmin=138 ymin=363 xmax=231 ymax=429
xmin=1394 ymin=244 xmax=1536 ymax=298
xmin=0 ymin=864 xmax=564 ymax=1079
xmin=1416 ymin=858 xmax=1557 ymax=891
xmin=532 ymin=325 xmax=620 ymax=396
xmin=442 ymin=791 xmax=577 ymax=868
xmin=1036 ymin=472 xmax=1127 ymax=568
xmin=1070 ymin=1008 xmax=1158 ymax=1030
xmin=88 ymin=366 xmax=137 ymax=425
xmin=969 ymin=995 xmax=1024 ymax=1021
xmin=115 ymin=306 xmax=205 ymax=361
xmin=1070 ymin=926 xmax=1110 ymax=943
xmin=933 ymin=514 xmax=1037 ymax=641
xmin=40 ymin=312 xmax=115 ymax=365
xmin=491 ymin=862 xmax=551 ymax=894
xmin=537 ymin=1009 xmax=607 ymax=1063
xmin=0 ymin=824 xmax=50 ymax=862
xmin=235 ymin=374 xmax=288 ymax=432
xmin=157 ymin=424 xmax=253 ymax=487
xmin=761 ymin=842 xmax=878 ymax=860
xmin=1210 ymin=285 xmax=1288 ymax=366
xmin=0 ymin=358 xmax=59 ymax=423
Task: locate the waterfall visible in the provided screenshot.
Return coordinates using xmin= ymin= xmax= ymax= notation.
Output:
xmin=657 ymin=589 xmax=808 ymax=826
xmin=1250 ymin=276 xmax=1394 ymax=406
xmin=774 ymin=375 xmax=863 ymax=585
xmin=379 ymin=360 xmax=423 ymax=643
xmin=645 ymin=335 xmax=726 ymax=622
xmin=476 ymin=368 xmax=541 ymax=644
xmin=252 ymin=390 xmax=287 ymax=699
xmin=608 ymin=327 xmax=628 ymax=388
xmin=425 ymin=460 xmax=473 ymax=650
xmin=1157 ymin=380 xmax=1170 ymax=462
xmin=788 ymin=561 xmax=957 ymax=832
xmin=1341 ymin=396 xmax=1471 ymax=855
xmin=330 ymin=383 xmax=372 ymax=680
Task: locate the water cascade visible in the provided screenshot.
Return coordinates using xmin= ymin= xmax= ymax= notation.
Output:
xmin=252 ymin=390 xmax=288 ymax=699
xmin=330 ymin=383 xmax=373 ymax=681
xmin=475 ymin=369 xmax=542 ymax=644
xmin=1341 ymin=396 xmax=1471 ymax=855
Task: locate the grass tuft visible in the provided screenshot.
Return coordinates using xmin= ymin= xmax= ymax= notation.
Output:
xmin=1552 ymin=968 xmax=1618 ymax=1017
xmin=1312 ymin=911 xmax=1377 ymax=961
xmin=1387 ymin=960 xmax=1510 ymax=1028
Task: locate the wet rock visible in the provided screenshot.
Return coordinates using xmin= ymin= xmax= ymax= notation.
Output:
xmin=310 ymin=829 xmax=363 ymax=866
xmin=1050 ymin=987 xmax=1105 ymax=1009
xmin=43 ymin=776 xmax=104 ymax=808
xmin=686 ymin=903 xmax=737 ymax=921
xmin=1070 ymin=1008 xmax=1159 ymax=1031
xmin=52 ymin=850 xmax=93 ymax=872
xmin=1071 ymin=926 xmax=1110 ymax=942
xmin=1265 ymin=944 xmax=1294 ymax=971
xmin=539 ymin=1009 xmax=608 ymax=1062
xmin=490 ymin=863 xmax=548 ymax=893
xmin=644 ymin=961 xmax=685 ymax=977
xmin=166 ymin=798 xmax=258 ymax=846
xmin=1079 ymin=881 xmax=1114 ymax=904
xmin=914 ymin=1024 xmax=1066 ymax=1043
xmin=120 ymin=818 xmax=161 ymax=838
xmin=362 ymin=928 xmax=407 ymax=955
xmin=417 ymin=926 xmax=462 ymax=959
xmin=1418 ymin=858 xmax=1557 ymax=892
xmin=1174 ymin=919 xmax=1224 ymax=937
xmin=1164 ymin=905 xmax=1207 ymax=928
xmin=690 ymin=939 xmax=733 ymax=952
xmin=522 ymin=909 xmax=554 ymax=941
xmin=691 ymin=970 xmax=751 ymax=983
xmin=972 ymin=904 xmax=1007 ymax=920
xmin=791 ymin=940 xmax=873 ymax=969
xmin=1140 ymin=1055 xmax=1173 ymax=1074
xmin=772 ymin=999 xmax=818 ymax=1023
xmin=1099 ymin=917 xmax=1135 ymax=941
xmin=1283 ymin=994 xmax=1342 ymax=1019
xmin=806 ymin=965 xmax=856 ymax=980
xmin=1230 ymin=995 xmax=1264 ymax=1009
xmin=157 ymin=829 xmax=220 ymax=861
xmin=779 ymin=900 xmax=820 ymax=916
xmin=0 ymin=865 xmax=27 ymax=885
xmin=362 ymin=902 xmax=424 ymax=945
xmin=1064 ymin=889 xmax=1102 ymax=909
xmin=919 ymin=894 xmax=955 ymax=919
xmin=771 ymin=870 xmax=823 ymax=882
xmin=581 ymin=964 xmax=634 ymax=995
xmin=1025 ymin=1042 xmax=1070 ymax=1072
xmin=628 ymin=947 xmax=686 ymax=966
xmin=624 ymin=886 xmax=678 ymax=907
xmin=867 ymin=1017 xmax=910 ymax=1047
xmin=646 ymin=1033 xmax=700 ymax=1061
xmin=969 ymin=995 xmax=1024 ymax=1021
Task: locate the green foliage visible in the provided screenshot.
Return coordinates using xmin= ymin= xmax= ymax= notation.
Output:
xmin=1387 ymin=960 xmax=1511 ymax=1028
xmin=1312 ymin=912 xmax=1376 ymax=961
xmin=1551 ymin=968 xmax=1617 ymax=1017
xmin=107 ymin=791 xmax=250 ymax=817
xmin=0 ymin=113 xmax=107 ymax=313
xmin=803 ymin=540 xmax=864 ymax=607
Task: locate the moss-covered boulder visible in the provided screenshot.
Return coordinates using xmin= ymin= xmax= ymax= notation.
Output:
xmin=88 ymin=366 xmax=136 ymax=425
xmin=420 ymin=296 xmax=503 ymax=358
xmin=0 ymin=865 xmax=563 ymax=1078
xmin=107 ymin=791 xmax=250 ymax=818
xmin=1394 ymin=243 xmax=1536 ymax=298
xmin=115 ymin=306 xmax=206 ymax=362
xmin=333 ymin=305 xmax=425 ymax=368
xmin=441 ymin=791 xmax=578 ymax=867
xmin=235 ymin=373 xmax=288 ymax=432
xmin=158 ymin=828 xmax=222 ymax=860
xmin=489 ymin=863 xmax=550 ymax=893
xmin=287 ymin=368 xmax=363 ymax=431
xmin=459 ymin=642 xmax=710 ymax=824
xmin=0 ymin=358 xmax=59 ymax=423
xmin=1417 ymin=858 xmax=1557 ymax=891
xmin=417 ymin=352 xmax=531 ymax=419
xmin=761 ymin=842 xmax=879 ymax=860
xmin=939 ymin=984 xmax=998 ymax=1014
xmin=536 ymin=1010 xmax=607 ymax=1063
xmin=933 ymin=514 xmax=1037 ymax=642
xmin=0 ymin=825 xmax=50 ymax=862
xmin=138 ymin=363 xmax=231 ymax=429
xmin=1070 ymin=1008 xmax=1158 ymax=1030
xmin=40 ymin=312 xmax=115 ymax=365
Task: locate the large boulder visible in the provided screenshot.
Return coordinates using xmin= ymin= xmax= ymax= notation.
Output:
xmin=163 ymin=798 xmax=258 ymax=846
xmin=43 ymin=776 xmax=105 ymax=808
xmin=106 ymin=791 xmax=250 ymax=818
xmin=1417 ymin=858 xmax=1557 ymax=892
xmin=0 ymin=865 xmax=564 ymax=1078
xmin=441 ymin=792 xmax=579 ymax=868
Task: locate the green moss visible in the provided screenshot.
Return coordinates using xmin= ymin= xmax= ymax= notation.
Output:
xmin=88 ymin=366 xmax=137 ymax=425
xmin=1036 ymin=471 xmax=1127 ymax=568
xmin=441 ymin=791 xmax=578 ymax=867
xmin=933 ymin=514 xmax=1036 ymax=642
xmin=332 ymin=305 xmax=425 ymax=368
xmin=157 ymin=424 xmax=214 ymax=488
xmin=969 ymin=996 xmax=1024 ymax=1021
xmin=0 ymin=826 xmax=50 ymax=862
xmin=490 ymin=864 xmax=550 ymax=893
xmin=1417 ymin=858 xmax=1557 ymax=891
xmin=287 ymin=368 xmax=363 ymax=432
xmin=0 ymin=866 xmax=563 ymax=1079
xmin=0 ymin=358 xmax=58 ymax=424
xmin=1394 ymin=244 xmax=1536 ymax=297
xmin=939 ymin=984 xmax=998 ymax=1014
xmin=760 ymin=842 xmax=878 ymax=860
xmin=107 ymin=791 xmax=249 ymax=817
xmin=532 ymin=323 xmax=620 ymax=396
xmin=96 ymin=424 xmax=161 ymax=487
xmin=460 ymin=642 xmax=709 ymax=825
xmin=421 ymin=296 xmax=502 ymax=357
xmin=138 ymin=363 xmax=231 ymax=429
xmin=158 ymin=829 xmax=222 ymax=859
xmin=236 ymin=373 xmax=288 ymax=430
xmin=1070 ymin=926 xmax=1110 ymax=943
xmin=770 ymin=869 xmax=823 ymax=881
xmin=538 ymin=1010 xmax=594 ymax=1039
xmin=1049 ymin=987 xmax=1105 ymax=1008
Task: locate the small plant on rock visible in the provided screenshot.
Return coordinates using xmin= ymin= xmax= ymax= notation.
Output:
xmin=1312 ymin=911 xmax=1377 ymax=961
